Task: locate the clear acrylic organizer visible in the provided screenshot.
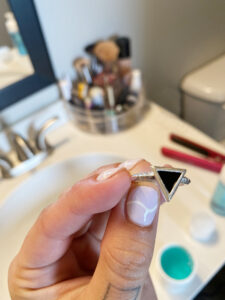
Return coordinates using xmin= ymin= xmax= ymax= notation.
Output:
xmin=64 ymin=90 xmax=149 ymax=134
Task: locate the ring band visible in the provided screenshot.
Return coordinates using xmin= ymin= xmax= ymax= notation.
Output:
xmin=132 ymin=172 xmax=191 ymax=185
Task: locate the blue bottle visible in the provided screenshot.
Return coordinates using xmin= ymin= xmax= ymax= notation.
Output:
xmin=211 ymin=166 xmax=225 ymax=216
xmin=10 ymin=32 xmax=27 ymax=55
xmin=5 ymin=12 xmax=27 ymax=56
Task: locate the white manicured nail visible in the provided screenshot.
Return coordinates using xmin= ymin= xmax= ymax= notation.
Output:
xmin=97 ymin=167 xmax=120 ymax=181
xmin=127 ymin=186 xmax=158 ymax=227
xmin=119 ymin=159 xmax=143 ymax=171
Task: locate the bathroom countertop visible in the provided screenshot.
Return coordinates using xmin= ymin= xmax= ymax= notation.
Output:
xmin=1 ymin=100 xmax=225 ymax=300
xmin=0 ymin=48 xmax=33 ymax=89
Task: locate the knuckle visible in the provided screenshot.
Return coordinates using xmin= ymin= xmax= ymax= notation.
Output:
xmin=8 ymin=259 xmax=28 ymax=300
xmin=103 ymin=243 xmax=149 ymax=282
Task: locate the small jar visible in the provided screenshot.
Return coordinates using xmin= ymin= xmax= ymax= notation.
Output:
xmin=116 ymin=37 xmax=132 ymax=77
xmin=211 ymin=165 xmax=225 ymax=216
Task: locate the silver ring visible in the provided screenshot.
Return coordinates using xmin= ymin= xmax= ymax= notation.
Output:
xmin=132 ymin=166 xmax=191 ymax=202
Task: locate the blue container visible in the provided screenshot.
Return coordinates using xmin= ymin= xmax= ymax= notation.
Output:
xmin=211 ymin=180 xmax=225 ymax=216
xmin=161 ymin=246 xmax=194 ymax=280
xmin=157 ymin=244 xmax=196 ymax=292
xmin=10 ymin=32 xmax=27 ymax=56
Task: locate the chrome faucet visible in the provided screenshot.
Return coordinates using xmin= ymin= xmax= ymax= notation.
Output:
xmin=36 ymin=116 xmax=59 ymax=152
xmin=9 ymin=132 xmax=36 ymax=161
xmin=0 ymin=117 xmax=61 ymax=179
xmin=0 ymin=155 xmax=13 ymax=179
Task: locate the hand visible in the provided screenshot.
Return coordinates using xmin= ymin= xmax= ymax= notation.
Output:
xmin=8 ymin=159 xmax=163 ymax=300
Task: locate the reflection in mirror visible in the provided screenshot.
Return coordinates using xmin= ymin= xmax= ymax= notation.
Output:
xmin=0 ymin=0 xmax=34 ymax=89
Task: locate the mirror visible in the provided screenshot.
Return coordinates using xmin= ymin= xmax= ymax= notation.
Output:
xmin=0 ymin=0 xmax=34 ymax=89
xmin=0 ymin=0 xmax=56 ymax=111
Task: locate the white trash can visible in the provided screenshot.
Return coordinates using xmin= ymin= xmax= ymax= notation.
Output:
xmin=181 ymin=54 xmax=225 ymax=141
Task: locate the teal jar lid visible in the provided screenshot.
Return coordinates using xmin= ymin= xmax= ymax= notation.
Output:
xmin=160 ymin=245 xmax=194 ymax=280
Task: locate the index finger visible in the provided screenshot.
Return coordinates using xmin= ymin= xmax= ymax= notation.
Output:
xmin=17 ymin=168 xmax=131 ymax=269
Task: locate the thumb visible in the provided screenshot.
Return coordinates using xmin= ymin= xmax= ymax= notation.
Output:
xmin=86 ymin=171 xmax=161 ymax=299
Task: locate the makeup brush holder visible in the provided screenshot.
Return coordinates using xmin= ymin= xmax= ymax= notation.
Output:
xmin=64 ymin=90 xmax=149 ymax=134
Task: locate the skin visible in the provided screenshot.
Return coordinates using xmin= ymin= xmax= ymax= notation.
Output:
xmin=8 ymin=160 xmax=164 ymax=300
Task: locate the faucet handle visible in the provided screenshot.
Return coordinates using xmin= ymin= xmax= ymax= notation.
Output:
xmin=0 ymin=117 xmax=63 ymax=179
xmin=35 ymin=117 xmax=60 ymax=152
xmin=9 ymin=132 xmax=36 ymax=162
xmin=0 ymin=156 xmax=13 ymax=179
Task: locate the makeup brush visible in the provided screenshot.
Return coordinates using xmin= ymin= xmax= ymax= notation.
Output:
xmin=93 ymin=40 xmax=120 ymax=63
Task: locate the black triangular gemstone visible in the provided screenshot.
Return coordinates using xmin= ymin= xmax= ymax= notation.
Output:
xmin=158 ymin=171 xmax=181 ymax=193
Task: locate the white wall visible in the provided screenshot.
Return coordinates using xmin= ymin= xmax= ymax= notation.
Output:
xmin=34 ymin=0 xmax=148 ymax=80
xmin=2 ymin=0 xmax=225 ymax=124
xmin=35 ymin=0 xmax=225 ymax=115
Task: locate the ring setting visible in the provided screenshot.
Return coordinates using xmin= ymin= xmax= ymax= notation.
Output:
xmin=132 ymin=166 xmax=191 ymax=202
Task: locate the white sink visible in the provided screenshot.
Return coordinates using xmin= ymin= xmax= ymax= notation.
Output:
xmin=0 ymin=153 xmax=125 ymax=300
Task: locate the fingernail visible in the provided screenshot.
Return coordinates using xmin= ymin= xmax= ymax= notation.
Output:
xmin=126 ymin=186 xmax=158 ymax=227
xmin=119 ymin=159 xmax=143 ymax=171
xmin=97 ymin=167 xmax=120 ymax=181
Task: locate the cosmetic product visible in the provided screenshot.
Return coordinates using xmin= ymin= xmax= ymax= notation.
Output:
xmin=4 ymin=12 xmax=27 ymax=55
xmin=190 ymin=213 xmax=216 ymax=242
xmin=83 ymin=97 xmax=92 ymax=109
xmin=59 ymin=76 xmax=73 ymax=101
xmin=211 ymin=165 xmax=225 ymax=216
xmin=93 ymin=72 xmax=117 ymax=87
xmin=130 ymin=69 xmax=142 ymax=94
xmin=85 ymin=42 xmax=96 ymax=55
xmin=0 ymin=46 xmax=13 ymax=63
xmin=88 ymin=87 xmax=105 ymax=109
xmin=157 ymin=244 xmax=196 ymax=292
xmin=69 ymin=99 xmax=75 ymax=107
xmin=106 ymin=86 xmax=115 ymax=109
xmin=116 ymin=37 xmax=132 ymax=76
xmin=90 ymin=56 xmax=104 ymax=76
xmin=115 ymin=104 xmax=123 ymax=114
xmin=73 ymin=57 xmax=93 ymax=84
xmin=71 ymin=91 xmax=85 ymax=108
xmin=73 ymin=57 xmax=90 ymax=71
xmin=77 ymin=82 xmax=88 ymax=100
xmin=93 ymin=40 xmax=120 ymax=64
xmin=85 ymin=41 xmax=104 ymax=75
xmin=82 ymin=65 xmax=93 ymax=85
xmin=123 ymin=71 xmax=132 ymax=87
xmin=116 ymin=86 xmax=130 ymax=105
xmin=71 ymin=83 xmax=86 ymax=108
xmin=85 ymin=40 xmax=102 ymax=55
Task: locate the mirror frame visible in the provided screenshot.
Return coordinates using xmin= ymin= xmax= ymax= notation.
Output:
xmin=0 ymin=0 xmax=56 ymax=110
